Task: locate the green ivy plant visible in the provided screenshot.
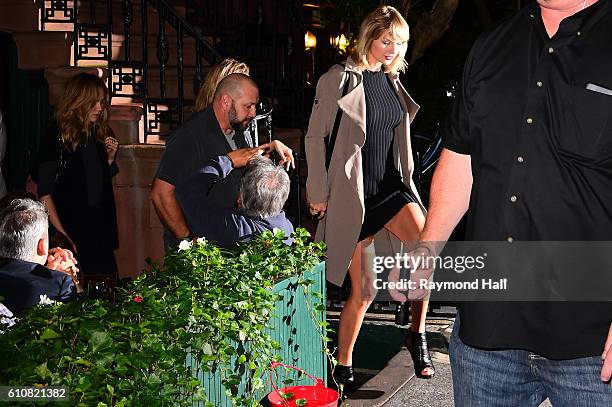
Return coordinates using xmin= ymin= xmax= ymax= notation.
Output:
xmin=0 ymin=228 xmax=327 ymax=406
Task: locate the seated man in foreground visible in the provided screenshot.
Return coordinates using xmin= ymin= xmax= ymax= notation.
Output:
xmin=0 ymin=198 xmax=78 ymax=315
xmin=177 ymin=148 xmax=294 ymax=248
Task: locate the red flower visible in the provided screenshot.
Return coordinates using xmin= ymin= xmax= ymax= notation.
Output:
xmin=134 ymin=296 xmax=143 ymax=303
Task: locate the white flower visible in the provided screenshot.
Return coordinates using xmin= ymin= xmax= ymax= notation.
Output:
xmin=0 ymin=303 xmax=17 ymax=329
xmin=38 ymin=294 xmax=58 ymax=306
xmin=178 ymin=240 xmax=192 ymax=251
xmin=196 ymin=237 xmax=206 ymax=245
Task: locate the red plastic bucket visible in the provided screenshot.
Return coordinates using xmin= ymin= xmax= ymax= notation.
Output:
xmin=267 ymin=362 xmax=339 ymax=407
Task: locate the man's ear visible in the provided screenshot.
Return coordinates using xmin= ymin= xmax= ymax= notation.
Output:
xmin=221 ymin=94 xmax=231 ymax=109
xmin=36 ymin=235 xmax=48 ymax=257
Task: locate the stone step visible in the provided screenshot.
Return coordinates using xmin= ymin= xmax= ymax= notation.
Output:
xmin=73 ymin=31 xmax=202 ymax=67
xmin=12 ymin=31 xmax=74 ymax=70
xmin=13 ymin=27 xmax=204 ymax=70
xmin=109 ymin=65 xmax=200 ymax=104
xmin=0 ymin=0 xmax=38 ymax=33
xmin=40 ymin=0 xmax=188 ymax=42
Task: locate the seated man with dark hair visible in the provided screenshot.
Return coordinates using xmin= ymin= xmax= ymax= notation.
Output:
xmin=0 ymin=198 xmax=78 ymax=315
xmin=177 ymin=146 xmax=294 ymax=248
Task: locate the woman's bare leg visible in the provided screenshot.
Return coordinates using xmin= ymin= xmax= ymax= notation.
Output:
xmin=337 ymin=239 xmax=376 ymax=366
xmin=384 ymin=203 xmax=434 ymax=377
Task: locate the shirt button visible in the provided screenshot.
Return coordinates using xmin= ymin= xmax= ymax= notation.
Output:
xmin=526 ymin=118 xmax=534 ymax=124
xmin=536 ymin=81 xmax=543 ymax=87
xmin=507 ymin=236 xmax=514 ymax=243
xmin=548 ymin=47 xmax=554 ymax=54
xmin=510 ymin=195 xmax=518 ymax=203
xmin=517 ymin=156 xmax=524 ymax=163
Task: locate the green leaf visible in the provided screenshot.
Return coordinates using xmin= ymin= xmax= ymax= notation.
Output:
xmin=35 ymin=362 xmax=51 ymax=379
xmin=281 ymin=392 xmax=294 ymax=400
xmin=296 ymin=398 xmax=307 ymax=406
xmin=106 ymin=384 xmax=114 ymax=395
xmin=72 ymin=358 xmax=92 ymax=367
xmin=88 ymin=331 xmax=112 ymax=353
xmin=94 ymin=305 xmax=108 ymax=318
xmin=40 ymin=328 xmax=61 ymax=340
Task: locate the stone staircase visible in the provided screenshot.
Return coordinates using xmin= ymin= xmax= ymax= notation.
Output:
xmin=0 ymin=0 xmax=222 ymax=278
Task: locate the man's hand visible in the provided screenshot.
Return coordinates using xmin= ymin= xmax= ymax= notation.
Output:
xmin=46 ymin=247 xmax=79 ymax=276
xmin=602 ymin=322 xmax=612 ymax=383
xmin=407 ymin=245 xmax=437 ymax=300
xmin=260 ymin=140 xmax=295 ymax=170
xmin=227 ymin=147 xmax=264 ymax=168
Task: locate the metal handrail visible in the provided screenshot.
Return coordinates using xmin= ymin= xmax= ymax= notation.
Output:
xmin=147 ymin=0 xmax=221 ymax=64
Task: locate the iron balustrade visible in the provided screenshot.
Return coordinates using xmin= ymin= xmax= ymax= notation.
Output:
xmin=39 ymin=0 xmax=221 ymax=142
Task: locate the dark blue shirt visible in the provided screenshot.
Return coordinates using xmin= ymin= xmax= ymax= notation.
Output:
xmin=176 ymin=155 xmax=294 ymax=248
xmin=0 ymin=258 xmax=75 ymax=316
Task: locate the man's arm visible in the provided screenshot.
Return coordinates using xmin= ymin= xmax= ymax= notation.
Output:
xmin=420 ymin=148 xmax=473 ymax=242
xmin=150 ymin=179 xmax=191 ymax=240
xmin=406 ymin=149 xmax=472 ymax=300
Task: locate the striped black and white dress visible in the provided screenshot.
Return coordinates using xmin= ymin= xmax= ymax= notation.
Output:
xmin=358 ymin=69 xmax=417 ymax=241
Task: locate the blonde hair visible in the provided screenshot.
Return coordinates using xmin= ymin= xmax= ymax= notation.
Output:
xmin=350 ymin=5 xmax=410 ymax=74
xmin=56 ymin=73 xmax=111 ymax=149
xmin=194 ymin=58 xmax=250 ymax=112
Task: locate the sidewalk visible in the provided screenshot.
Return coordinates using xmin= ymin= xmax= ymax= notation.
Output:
xmin=341 ymin=317 xmax=454 ymax=407
xmin=342 ymin=317 xmax=552 ymax=407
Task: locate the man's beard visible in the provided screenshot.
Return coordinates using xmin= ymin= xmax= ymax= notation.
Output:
xmin=229 ymin=103 xmax=249 ymax=132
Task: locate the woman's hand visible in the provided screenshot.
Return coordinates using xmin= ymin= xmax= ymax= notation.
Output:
xmin=105 ymin=137 xmax=119 ymax=164
xmin=260 ymin=140 xmax=295 ymax=170
xmin=308 ymin=201 xmax=328 ymax=220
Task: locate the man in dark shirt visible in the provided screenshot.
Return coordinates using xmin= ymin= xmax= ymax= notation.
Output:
xmin=0 ymin=198 xmax=77 ymax=315
xmin=151 ymin=73 xmax=294 ymax=249
xmin=418 ymin=0 xmax=612 ymax=404
xmin=176 ymin=150 xmax=293 ymax=248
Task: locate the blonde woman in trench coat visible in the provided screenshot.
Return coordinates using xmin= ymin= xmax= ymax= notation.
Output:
xmin=305 ymin=6 xmax=435 ymax=383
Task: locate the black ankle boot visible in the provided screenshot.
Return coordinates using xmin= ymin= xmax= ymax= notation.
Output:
xmin=333 ymin=364 xmax=354 ymax=385
xmin=408 ymin=331 xmax=435 ymax=379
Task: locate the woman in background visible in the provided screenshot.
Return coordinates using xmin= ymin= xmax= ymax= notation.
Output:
xmin=305 ymin=6 xmax=434 ymax=383
xmin=37 ymin=73 xmax=119 ymax=279
xmin=194 ymin=58 xmax=250 ymax=112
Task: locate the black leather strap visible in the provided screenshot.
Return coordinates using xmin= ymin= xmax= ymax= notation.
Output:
xmin=325 ymin=67 xmax=351 ymax=170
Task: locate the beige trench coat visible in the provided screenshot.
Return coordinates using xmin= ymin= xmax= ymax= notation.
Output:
xmin=305 ymin=57 xmax=426 ymax=286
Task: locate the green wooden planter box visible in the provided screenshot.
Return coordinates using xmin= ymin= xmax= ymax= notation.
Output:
xmin=186 ymin=261 xmax=327 ymax=406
